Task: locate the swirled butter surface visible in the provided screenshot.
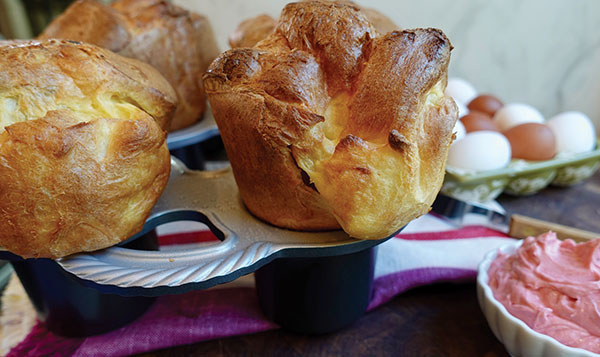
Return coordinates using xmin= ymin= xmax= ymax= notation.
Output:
xmin=489 ymin=232 xmax=600 ymax=353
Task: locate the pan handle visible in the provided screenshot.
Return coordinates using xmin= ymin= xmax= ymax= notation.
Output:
xmin=57 ymin=223 xmax=281 ymax=296
xmin=56 ymin=157 xmax=370 ymax=296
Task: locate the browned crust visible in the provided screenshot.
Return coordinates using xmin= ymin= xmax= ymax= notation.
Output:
xmin=204 ymin=1 xmax=457 ymax=238
xmin=208 ymin=90 xmax=339 ymax=230
xmin=347 ymin=28 xmax=452 ymax=140
xmin=0 ymin=40 xmax=175 ymax=258
xmin=229 ymin=14 xmax=278 ymax=49
xmin=228 ymin=1 xmax=399 ymax=49
xmin=36 ymin=0 xmax=131 ymax=52
xmin=39 ymin=0 xmax=220 ymax=131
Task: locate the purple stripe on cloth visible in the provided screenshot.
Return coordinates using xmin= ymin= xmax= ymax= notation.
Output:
xmin=7 ymin=324 xmax=83 ymax=356
xmin=9 ymin=287 xmax=277 ymax=357
xmin=9 ymin=268 xmax=478 ymax=356
xmin=367 ymin=267 xmax=477 ymax=310
xmin=72 ymin=287 xmax=278 ymax=356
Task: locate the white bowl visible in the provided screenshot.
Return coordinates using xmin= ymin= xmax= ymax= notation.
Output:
xmin=476 ymin=241 xmax=598 ymax=357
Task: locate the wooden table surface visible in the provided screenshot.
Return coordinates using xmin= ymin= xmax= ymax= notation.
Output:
xmin=141 ymin=170 xmax=600 ymax=357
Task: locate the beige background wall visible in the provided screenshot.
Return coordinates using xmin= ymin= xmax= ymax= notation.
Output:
xmin=176 ymin=0 xmax=600 ymax=131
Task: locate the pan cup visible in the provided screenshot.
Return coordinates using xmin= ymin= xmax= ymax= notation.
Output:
xmin=7 ymin=230 xmax=159 ymax=338
xmin=254 ymin=245 xmax=377 ymax=334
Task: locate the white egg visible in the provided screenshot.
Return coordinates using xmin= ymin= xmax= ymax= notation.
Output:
xmin=493 ymin=103 xmax=545 ymax=131
xmin=456 ymin=100 xmax=469 ymax=118
xmin=447 ymin=131 xmax=511 ymax=171
xmin=547 ymin=111 xmax=596 ymax=154
xmin=453 ymin=120 xmax=466 ymax=141
xmin=445 ymin=78 xmax=477 ymax=105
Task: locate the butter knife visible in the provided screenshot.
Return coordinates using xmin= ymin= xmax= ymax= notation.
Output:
xmin=431 ymin=193 xmax=599 ymax=242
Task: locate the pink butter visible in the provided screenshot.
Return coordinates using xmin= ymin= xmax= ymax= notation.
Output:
xmin=488 ymin=232 xmax=600 ymax=353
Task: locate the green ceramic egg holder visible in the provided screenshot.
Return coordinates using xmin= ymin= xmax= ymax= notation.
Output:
xmin=442 ymin=141 xmax=600 ymax=202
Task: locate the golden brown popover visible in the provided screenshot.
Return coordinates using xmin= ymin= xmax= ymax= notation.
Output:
xmin=228 ymin=0 xmax=399 ymax=48
xmin=0 ymin=39 xmax=176 ymax=258
xmin=229 ymin=14 xmax=278 ymax=49
xmin=205 ymin=1 xmax=458 ymax=239
xmin=39 ymin=0 xmax=220 ymax=132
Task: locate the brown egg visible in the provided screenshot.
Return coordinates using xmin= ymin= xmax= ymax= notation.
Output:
xmin=503 ymin=123 xmax=556 ymax=160
xmin=468 ymin=94 xmax=504 ymax=116
xmin=460 ymin=112 xmax=500 ymax=132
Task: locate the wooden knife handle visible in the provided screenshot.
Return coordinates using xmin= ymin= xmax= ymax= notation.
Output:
xmin=509 ymin=214 xmax=599 ymax=242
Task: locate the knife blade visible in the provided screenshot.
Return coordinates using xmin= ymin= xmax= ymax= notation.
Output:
xmin=431 ymin=193 xmax=599 ymax=242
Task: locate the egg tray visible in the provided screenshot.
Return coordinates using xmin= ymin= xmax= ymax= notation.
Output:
xmin=442 ymin=142 xmax=600 ymax=203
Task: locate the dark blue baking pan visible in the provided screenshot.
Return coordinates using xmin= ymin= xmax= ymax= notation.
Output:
xmin=0 ymin=112 xmax=393 ymax=337
xmin=5 ymin=231 xmax=158 ymax=337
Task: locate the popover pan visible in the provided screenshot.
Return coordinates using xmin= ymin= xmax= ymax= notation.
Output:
xmin=0 ymin=142 xmax=393 ymax=336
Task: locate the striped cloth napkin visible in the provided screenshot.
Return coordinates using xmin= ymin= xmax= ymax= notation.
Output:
xmin=7 ymin=214 xmax=514 ymax=356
